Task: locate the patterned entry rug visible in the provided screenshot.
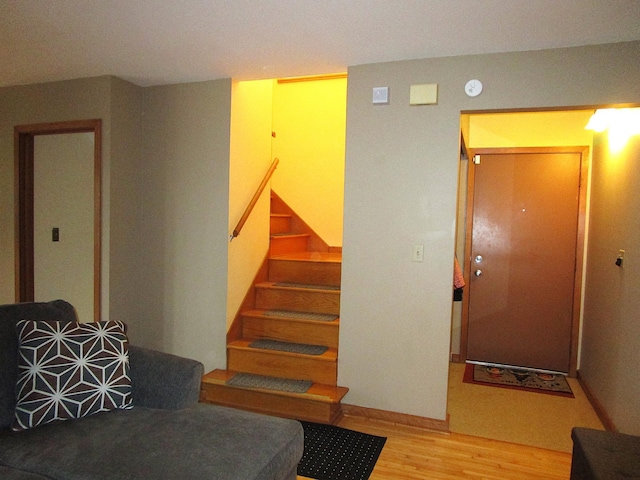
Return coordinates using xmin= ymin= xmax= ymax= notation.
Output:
xmin=297 ymin=421 xmax=386 ymax=480
xmin=463 ymin=363 xmax=574 ymax=398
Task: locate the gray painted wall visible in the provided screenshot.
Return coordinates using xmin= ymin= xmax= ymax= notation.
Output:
xmin=0 ymin=77 xmax=112 ymax=313
xmin=34 ymin=133 xmax=94 ymax=322
xmin=138 ymin=79 xmax=232 ymax=369
xmin=582 ymin=133 xmax=640 ymax=434
xmin=2 ymin=41 xmax=639 ymax=428
xmin=341 ymin=42 xmax=640 ymax=421
xmin=0 ymin=76 xmax=233 ymax=373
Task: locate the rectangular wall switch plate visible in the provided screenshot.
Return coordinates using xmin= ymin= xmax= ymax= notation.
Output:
xmin=410 ymin=83 xmax=438 ymax=105
xmin=372 ymin=86 xmax=389 ymax=104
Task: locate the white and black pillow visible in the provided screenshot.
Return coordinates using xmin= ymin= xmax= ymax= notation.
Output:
xmin=13 ymin=320 xmax=133 ymax=432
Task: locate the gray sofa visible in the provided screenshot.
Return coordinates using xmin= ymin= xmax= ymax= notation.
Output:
xmin=0 ymin=300 xmax=304 ymax=480
xmin=570 ymin=427 xmax=640 ymax=479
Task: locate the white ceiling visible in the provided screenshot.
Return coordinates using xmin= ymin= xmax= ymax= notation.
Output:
xmin=2 ymin=0 xmax=640 ymax=88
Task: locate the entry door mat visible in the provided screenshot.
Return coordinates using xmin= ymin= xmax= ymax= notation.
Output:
xmin=249 ymin=338 xmax=328 ymax=355
xmin=463 ymin=363 xmax=574 ymax=398
xmin=297 ymin=421 xmax=386 ymax=480
xmin=226 ymin=372 xmax=312 ymax=393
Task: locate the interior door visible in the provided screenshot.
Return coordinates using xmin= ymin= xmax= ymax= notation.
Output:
xmin=33 ymin=133 xmax=95 ymax=323
xmin=15 ymin=119 xmax=102 ymax=321
xmin=466 ymin=151 xmax=581 ymax=373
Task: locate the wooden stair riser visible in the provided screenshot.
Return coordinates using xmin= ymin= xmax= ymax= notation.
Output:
xmin=227 ymin=348 xmax=337 ymax=385
xmin=243 ymin=314 xmax=339 ymax=348
xmin=270 ymin=214 xmax=291 ymax=234
xmin=201 ymin=382 xmax=343 ymax=424
xmin=269 ymin=234 xmax=309 ymax=256
xmin=269 ymin=258 xmax=341 ymax=287
xmin=256 ymin=285 xmax=340 ymax=315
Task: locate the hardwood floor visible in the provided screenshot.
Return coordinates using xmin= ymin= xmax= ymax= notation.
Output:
xmin=298 ymin=415 xmax=573 ymax=480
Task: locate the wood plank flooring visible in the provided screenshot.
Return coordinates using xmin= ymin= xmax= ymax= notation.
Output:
xmin=298 ymin=415 xmax=572 ymax=480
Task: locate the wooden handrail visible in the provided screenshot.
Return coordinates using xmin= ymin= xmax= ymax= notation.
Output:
xmin=230 ymin=158 xmax=279 ymax=241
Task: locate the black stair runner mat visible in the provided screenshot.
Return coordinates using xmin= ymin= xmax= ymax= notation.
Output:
xmin=264 ymin=309 xmax=338 ymax=322
xmin=298 ymin=421 xmax=387 ymax=480
xmin=226 ymin=372 xmax=312 ymax=393
xmin=249 ymin=338 xmax=329 ymax=355
xmin=273 ymin=282 xmax=340 ymax=291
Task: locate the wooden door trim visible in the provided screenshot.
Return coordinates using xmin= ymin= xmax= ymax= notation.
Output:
xmin=571 ymin=146 xmax=590 ymax=378
xmin=460 ymin=146 xmax=589 ymax=377
xmin=15 ymin=119 xmax=102 ymax=321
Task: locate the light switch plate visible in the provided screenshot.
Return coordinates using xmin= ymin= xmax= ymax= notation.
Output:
xmin=372 ymin=86 xmax=389 ymax=104
xmin=412 ymin=244 xmax=424 ymax=262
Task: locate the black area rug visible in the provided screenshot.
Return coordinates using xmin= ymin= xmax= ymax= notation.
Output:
xmin=297 ymin=421 xmax=386 ymax=480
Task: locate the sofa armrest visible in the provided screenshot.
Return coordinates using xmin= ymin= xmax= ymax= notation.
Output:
xmin=128 ymin=345 xmax=204 ymax=410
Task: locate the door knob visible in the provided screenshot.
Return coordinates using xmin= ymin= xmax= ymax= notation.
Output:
xmin=474 ymin=269 xmax=483 ymax=277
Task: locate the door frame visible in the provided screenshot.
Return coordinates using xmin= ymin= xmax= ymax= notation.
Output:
xmin=15 ymin=119 xmax=102 ymax=321
xmin=459 ymin=146 xmax=589 ymax=377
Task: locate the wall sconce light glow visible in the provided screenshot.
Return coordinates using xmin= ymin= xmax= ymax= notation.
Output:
xmin=585 ymin=108 xmax=640 ymax=153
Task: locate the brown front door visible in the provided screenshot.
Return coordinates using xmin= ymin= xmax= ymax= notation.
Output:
xmin=466 ymin=151 xmax=582 ymax=373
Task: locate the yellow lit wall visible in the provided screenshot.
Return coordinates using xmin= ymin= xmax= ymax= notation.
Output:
xmin=227 ymin=79 xmax=274 ymax=328
xmin=468 ymin=110 xmax=594 ymax=147
xmin=271 ymin=76 xmax=347 ymax=247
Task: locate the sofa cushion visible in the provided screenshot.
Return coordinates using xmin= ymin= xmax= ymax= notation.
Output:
xmin=571 ymin=427 xmax=640 ymax=479
xmin=13 ymin=320 xmax=132 ymax=432
xmin=0 ymin=466 xmax=51 ymax=479
xmin=0 ymin=404 xmax=304 ymax=480
xmin=0 ymin=300 xmax=77 ymax=431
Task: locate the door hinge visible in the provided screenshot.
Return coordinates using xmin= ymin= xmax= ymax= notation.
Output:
xmin=473 ymin=155 xmax=481 ymax=165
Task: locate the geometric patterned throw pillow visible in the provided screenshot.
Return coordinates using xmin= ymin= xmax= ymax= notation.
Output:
xmin=13 ymin=320 xmax=133 ymax=432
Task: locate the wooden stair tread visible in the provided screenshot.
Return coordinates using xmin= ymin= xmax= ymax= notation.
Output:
xmin=243 ymin=309 xmax=340 ymax=325
xmin=269 ymin=251 xmax=342 ymax=262
xmin=203 ymin=369 xmax=348 ymax=403
xmin=228 ymin=339 xmax=337 ymax=360
xmin=256 ymin=281 xmax=340 ymax=292
xmin=270 ymin=233 xmax=310 ymax=238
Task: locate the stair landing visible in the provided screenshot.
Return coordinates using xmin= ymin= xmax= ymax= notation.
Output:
xmin=202 ymin=369 xmax=348 ymax=424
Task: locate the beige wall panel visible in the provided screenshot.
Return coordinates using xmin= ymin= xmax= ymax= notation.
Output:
xmin=582 ymin=133 xmax=640 ymax=434
xmin=34 ymin=133 xmax=94 ymax=322
xmin=340 ymin=42 xmax=640 ymax=421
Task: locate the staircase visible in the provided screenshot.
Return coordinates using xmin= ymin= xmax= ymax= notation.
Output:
xmin=201 ymin=192 xmax=348 ymax=424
